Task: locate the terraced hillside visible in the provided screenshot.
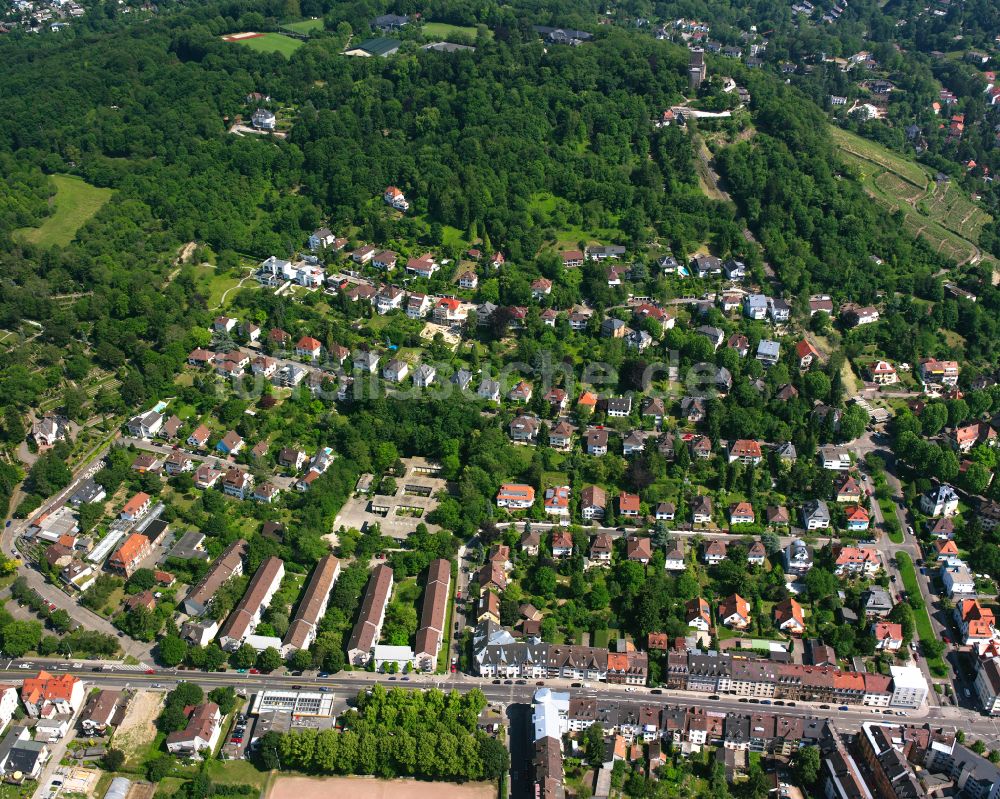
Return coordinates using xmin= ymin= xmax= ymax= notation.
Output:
xmin=831 ymin=126 xmax=997 ymax=272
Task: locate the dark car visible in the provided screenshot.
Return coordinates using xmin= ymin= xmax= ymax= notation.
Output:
xmin=503 ymin=679 xmax=513 ymax=684
xmin=492 ymin=679 xmax=501 ymax=684
xmin=708 ymin=695 xmax=720 ymax=700
xmin=650 ymin=689 xmax=663 ymax=695
xmin=571 ymin=682 xmax=582 ymax=687
xmin=515 ymin=680 xmax=526 ymax=685
xmin=820 ymin=704 xmax=830 ymax=709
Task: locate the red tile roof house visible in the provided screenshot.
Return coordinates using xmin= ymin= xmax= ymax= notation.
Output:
xmin=834 ymin=475 xmax=863 ymax=503
xmin=544 ymin=486 xmax=571 ymax=518
xmin=718 ymin=594 xmax=751 ymax=629
xmin=728 ymin=439 xmax=763 ymax=465
xmin=109 ymin=533 xmax=152 ymax=578
xmin=21 ymin=671 xmax=84 ymax=718
xmin=496 ymin=483 xmax=535 ymax=510
xmin=773 ymin=597 xmax=805 ymax=636
xmin=949 ymin=422 xmax=998 ymax=453
xmin=187 ymin=424 xmax=211 ymax=449
xmin=729 ymin=502 xmax=755 ymax=526
xmin=626 ymin=535 xmax=652 ymax=564
xmin=119 ymin=492 xmax=151 ymax=522
xmin=295 ymin=336 xmax=323 ymax=361
xmin=873 ymin=622 xmax=903 ymax=651
xmin=165 ymin=702 xmax=223 ymax=757
xmin=561 ymin=250 xmax=585 ymax=268
xmin=795 ymin=339 xmax=821 ymax=369
xmin=686 ymin=597 xmax=712 ymax=631
xmin=618 ymin=491 xmax=641 ymax=518
xmin=581 ymin=485 xmax=607 ymax=520
xmin=552 ymin=530 xmax=574 ymax=558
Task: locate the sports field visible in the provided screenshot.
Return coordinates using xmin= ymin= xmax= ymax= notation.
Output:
xmin=280 ymin=18 xmax=323 ymax=35
xmin=222 ymin=31 xmax=303 ymax=57
xmin=422 ymin=21 xmax=489 ymax=41
xmin=268 ymin=776 xmax=495 ymax=799
xmin=14 ymin=174 xmax=113 ymax=247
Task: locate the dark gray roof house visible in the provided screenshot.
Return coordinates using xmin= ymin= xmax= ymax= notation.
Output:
xmin=372 ymin=13 xmax=408 ymax=30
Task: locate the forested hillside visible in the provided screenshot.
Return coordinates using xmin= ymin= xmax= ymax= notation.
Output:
xmin=3 ymin=0 xmax=999 ymax=476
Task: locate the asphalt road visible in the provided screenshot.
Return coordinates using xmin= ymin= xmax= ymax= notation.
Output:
xmin=7 ymin=657 xmax=1000 ymax=743
xmin=1 ymin=451 xmax=153 ymax=661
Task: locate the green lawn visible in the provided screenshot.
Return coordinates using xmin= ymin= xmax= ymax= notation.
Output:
xmin=879 ymin=499 xmax=904 ymax=544
xmin=830 ymin=126 xmax=928 ymax=187
xmin=226 ymin=32 xmax=303 ymax=57
xmin=422 ymin=21 xmax=489 ymax=42
xmin=896 ymin=551 xmax=948 ymax=676
xmin=205 ymin=759 xmax=268 ymax=789
xmin=14 ymin=174 xmax=113 ymax=247
xmin=280 ymin=18 xmax=323 ymax=35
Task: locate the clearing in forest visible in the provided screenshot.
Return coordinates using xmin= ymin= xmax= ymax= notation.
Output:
xmin=280 ymin=18 xmax=323 ymax=35
xmin=14 ymin=174 xmax=113 ymax=248
xmin=223 ymin=31 xmax=303 ymax=57
xmin=422 ymin=22 xmax=489 ymax=41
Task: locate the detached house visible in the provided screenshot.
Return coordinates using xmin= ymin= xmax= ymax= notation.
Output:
xmin=552 ymin=530 xmax=574 ymax=558
xmin=295 ymin=336 xmax=323 ymax=361
xmin=618 ymin=491 xmax=641 ymax=518
xmin=664 ymin=540 xmax=685 ymax=571
xmin=686 ymin=597 xmax=712 ymax=632
xmin=691 ymin=495 xmax=713 ymax=525
xmin=626 ymin=536 xmax=652 ymax=564
xmin=703 ymin=539 xmax=728 ymax=565
xmin=746 ymin=541 xmax=767 ymax=566
xmin=835 ymin=475 xmax=864 ymax=503
xmin=719 ymin=594 xmax=751 ymax=630
xmin=729 ymin=502 xmax=754 ymax=526
xmin=586 ymin=429 xmax=609 ymax=456
xmin=796 ymin=340 xmax=821 ymax=369
xmin=921 ymin=484 xmax=959 ymax=517
xmin=873 ymin=622 xmax=904 ymax=652
xmin=801 ymin=499 xmax=831 ymax=530
xmin=581 ymin=486 xmax=607 ymax=520
xmin=950 ymin=422 xmax=998 ymax=453
xmin=384 ymin=186 xmax=409 ymax=210
xmin=728 ymin=439 xmax=763 ymax=465
xmin=496 ymin=484 xmax=535 ymax=510
xmin=774 ymin=597 xmax=805 ymax=636
xmin=510 ymin=415 xmax=540 ymax=443
xmin=867 ymin=361 xmax=898 ymax=385
xmin=165 ymin=703 xmax=223 ymax=757
xmin=833 ymin=546 xmax=880 ymax=577
xmin=845 ymin=505 xmax=870 ymax=531
xmin=589 ymin=533 xmax=613 ymax=566
xmin=544 ymin=486 xmax=571 ymax=518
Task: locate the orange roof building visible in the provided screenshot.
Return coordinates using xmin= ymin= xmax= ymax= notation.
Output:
xmin=120 ymin=492 xmax=151 ymax=521
xmin=21 ymin=670 xmax=84 ymax=717
xmin=109 ymin=533 xmax=152 ymax=578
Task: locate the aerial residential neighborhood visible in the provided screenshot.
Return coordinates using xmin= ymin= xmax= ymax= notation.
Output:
xmin=8 ymin=0 xmax=1000 ymax=797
